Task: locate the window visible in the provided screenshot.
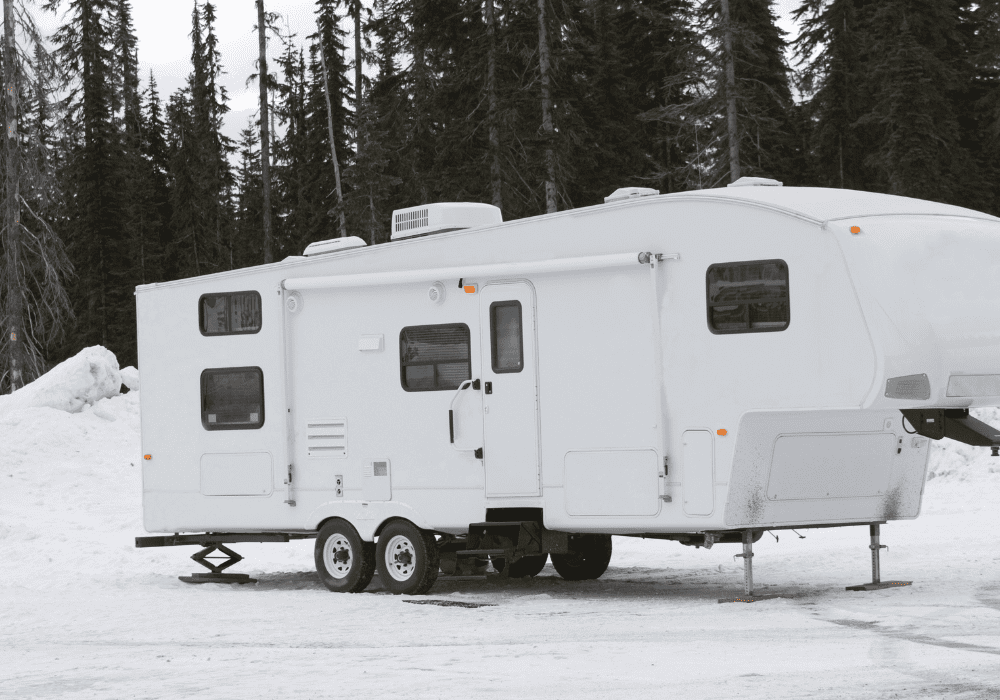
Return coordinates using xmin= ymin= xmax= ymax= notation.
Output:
xmin=201 ymin=367 xmax=265 ymax=430
xmin=199 ymin=291 xmax=262 ymax=335
xmin=399 ymin=324 xmax=471 ymax=391
xmin=706 ymin=259 xmax=789 ymax=334
xmin=490 ymin=301 xmax=523 ymax=373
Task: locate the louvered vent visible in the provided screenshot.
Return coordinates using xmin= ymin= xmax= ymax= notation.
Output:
xmin=395 ymin=208 xmax=429 ymax=233
xmin=307 ymin=419 xmax=347 ymax=458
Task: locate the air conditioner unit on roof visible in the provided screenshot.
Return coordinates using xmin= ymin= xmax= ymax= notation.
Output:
xmin=390 ymin=203 xmax=502 ymax=241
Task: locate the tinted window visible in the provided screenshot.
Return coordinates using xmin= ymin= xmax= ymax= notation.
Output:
xmin=199 ymin=291 xmax=262 ymax=335
xmin=201 ymin=367 xmax=264 ymax=430
xmin=490 ymin=301 xmax=523 ymax=373
xmin=399 ymin=324 xmax=471 ymax=391
xmin=707 ymin=260 xmax=789 ymax=334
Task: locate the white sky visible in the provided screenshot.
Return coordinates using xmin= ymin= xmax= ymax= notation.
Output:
xmin=35 ymin=1 xmax=803 ymax=144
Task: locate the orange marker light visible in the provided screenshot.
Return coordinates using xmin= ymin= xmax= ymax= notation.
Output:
xmin=144 ymin=454 xmax=152 ymax=461
xmin=850 ymin=226 xmax=861 ymax=234
xmin=717 ymin=429 xmax=728 ymax=437
xmin=463 ymin=284 xmax=477 ymax=294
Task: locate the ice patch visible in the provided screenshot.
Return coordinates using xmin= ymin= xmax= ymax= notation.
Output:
xmin=0 ymin=346 xmax=121 ymax=417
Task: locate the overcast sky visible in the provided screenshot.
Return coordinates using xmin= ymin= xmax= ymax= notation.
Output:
xmin=38 ymin=1 xmax=803 ymax=144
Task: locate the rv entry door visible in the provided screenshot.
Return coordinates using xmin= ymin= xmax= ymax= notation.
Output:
xmin=480 ymin=282 xmax=540 ymax=497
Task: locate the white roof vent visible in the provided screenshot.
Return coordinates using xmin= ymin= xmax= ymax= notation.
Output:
xmin=604 ymin=187 xmax=659 ymax=203
xmin=303 ymin=236 xmax=368 ymax=256
xmin=727 ymin=177 xmax=783 ymax=188
xmin=390 ymin=202 xmax=502 ymax=241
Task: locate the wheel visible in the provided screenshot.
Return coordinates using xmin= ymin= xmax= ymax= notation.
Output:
xmin=492 ymin=553 xmax=548 ymax=578
xmin=551 ymin=534 xmax=612 ymax=581
xmin=375 ymin=520 xmax=440 ymax=595
xmin=315 ymin=518 xmax=375 ymax=593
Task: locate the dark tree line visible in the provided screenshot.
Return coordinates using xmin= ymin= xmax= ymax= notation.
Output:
xmin=1 ymin=0 xmax=999 ymax=389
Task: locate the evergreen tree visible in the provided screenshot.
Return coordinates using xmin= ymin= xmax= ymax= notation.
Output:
xmin=233 ymin=121 xmax=264 ymax=268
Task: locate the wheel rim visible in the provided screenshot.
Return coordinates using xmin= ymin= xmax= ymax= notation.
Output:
xmin=384 ymin=535 xmax=417 ymax=582
xmin=323 ymin=534 xmax=354 ymax=580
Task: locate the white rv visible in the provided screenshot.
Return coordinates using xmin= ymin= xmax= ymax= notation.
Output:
xmin=135 ymin=179 xmax=1000 ymax=597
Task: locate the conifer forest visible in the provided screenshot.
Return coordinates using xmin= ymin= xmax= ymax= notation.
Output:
xmin=1 ymin=0 xmax=999 ymax=391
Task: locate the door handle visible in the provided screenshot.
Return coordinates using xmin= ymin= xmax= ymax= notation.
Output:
xmin=485 ymin=381 xmax=492 ymax=395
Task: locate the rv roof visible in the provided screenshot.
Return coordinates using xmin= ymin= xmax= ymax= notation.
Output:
xmin=676 ymin=186 xmax=999 ymax=224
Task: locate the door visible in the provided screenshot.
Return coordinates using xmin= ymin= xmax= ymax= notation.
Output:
xmin=480 ymin=282 xmax=540 ymax=497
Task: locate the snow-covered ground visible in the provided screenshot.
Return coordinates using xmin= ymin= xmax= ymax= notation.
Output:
xmin=2 ymin=351 xmax=1000 ymax=699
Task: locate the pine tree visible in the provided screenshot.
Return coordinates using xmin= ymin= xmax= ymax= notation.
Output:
xmin=48 ymin=0 xmax=136 ymax=365
xmin=1 ymin=0 xmax=73 ymax=391
xmin=233 ymin=121 xmax=264 ymax=268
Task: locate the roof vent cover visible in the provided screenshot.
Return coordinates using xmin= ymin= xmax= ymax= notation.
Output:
xmin=727 ymin=177 xmax=783 ymax=188
xmin=604 ymin=187 xmax=659 ymax=203
xmin=390 ymin=202 xmax=502 ymax=241
xmin=303 ymin=236 xmax=367 ymax=256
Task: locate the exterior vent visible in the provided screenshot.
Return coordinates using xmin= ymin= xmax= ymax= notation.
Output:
xmin=390 ymin=202 xmax=502 ymax=241
xmin=947 ymin=374 xmax=1000 ymax=398
xmin=604 ymin=187 xmax=659 ymax=203
xmin=303 ymin=236 xmax=367 ymax=256
xmin=727 ymin=177 xmax=783 ymax=188
xmin=307 ymin=419 xmax=347 ymax=458
xmin=885 ymin=374 xmax=931 ymax=400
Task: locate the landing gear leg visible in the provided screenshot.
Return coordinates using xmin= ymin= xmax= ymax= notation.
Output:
xmin=846 ymin=523 xmax=912 ymax=591
xmin=718 ymin=529 xmax=781 ymax=603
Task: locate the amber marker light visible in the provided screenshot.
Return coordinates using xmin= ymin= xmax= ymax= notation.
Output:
xmin=144 ymin=454 xmax=152 ymax=460
xmin=717 ymin=429 xmax=728 ymax=436
xmin=850 ymin=225 xmax=861 ymax=234
xmin=464 ymin=284 xmax=478 ymax=294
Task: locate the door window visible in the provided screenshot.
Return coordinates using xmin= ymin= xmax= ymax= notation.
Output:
xmin=489 ymin=301 xmax=523 ymax=373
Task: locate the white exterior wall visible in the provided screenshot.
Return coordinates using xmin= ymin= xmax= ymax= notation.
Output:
xmin=139 ymin=191 xmax=995 ymax=538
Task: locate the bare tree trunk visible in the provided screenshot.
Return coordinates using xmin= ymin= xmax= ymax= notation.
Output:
xmin=537 ymin=0 xmax=556 ymax=213
xmin=3 ymin=0 xmax=22 ymax=393
xmin=320 ymin=42 xmax=346 ymax=237
xmin=486 ymin=0 xmax=502 ymax=211
xmin=256 ymin=0 xmax=273 ymax=263
xmin=352 ymin=1 xmax=363 ymax=159
xmin=720 ymin=0 xmax=740 ymax=183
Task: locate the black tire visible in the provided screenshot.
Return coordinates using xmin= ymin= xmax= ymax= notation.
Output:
xmin=551 ymin=534 xmax=612 ymax=581
xmin=493 ymin=553 xmax=548 ymax=578
xmin=315 ymin=518 xmax=375 ymax=593
xmin=376 ymin=520 xmax=440 ymax=595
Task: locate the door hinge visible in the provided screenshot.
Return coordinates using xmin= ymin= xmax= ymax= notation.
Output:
xmin=474 ymin=447 xmax=484 ymax=459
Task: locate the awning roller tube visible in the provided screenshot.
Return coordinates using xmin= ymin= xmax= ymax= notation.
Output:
xmin=283 ymin=251 xmax=678 ymax=292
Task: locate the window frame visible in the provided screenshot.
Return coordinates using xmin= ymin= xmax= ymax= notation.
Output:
xmin=489 ymin=300 xmax=524 ymax=374
xmin=198 ymin=291 xmax=263 ymax=336
xmin=200 ymin=366 xmax=265 ymax=431
xmin=705 ymin=258 xmax=790 ymax=335
xmin=398 ymin=323 xmax=472 ymax=392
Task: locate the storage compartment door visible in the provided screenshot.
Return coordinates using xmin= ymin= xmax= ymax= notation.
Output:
xmin=682 ymin=430 xmax=714 ymax=515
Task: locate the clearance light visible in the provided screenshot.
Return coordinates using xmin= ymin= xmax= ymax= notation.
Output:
xmin=464 ymin=284 xmax=478 ymax=294
xmin=850 ymin=226 xmax=861 ymax=234
xmin=144 ymin=454 xmax=152 ymax=461
xmin=717 ymin=429 xmax=728 ymax=437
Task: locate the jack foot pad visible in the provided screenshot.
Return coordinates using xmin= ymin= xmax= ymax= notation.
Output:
xmin=718 ymin=593 xmax=783 ymax=604
xmin=179 ymin=572 xmax=257 ymax=584
xmin=846 ymin=580 xmax=911 ymax=591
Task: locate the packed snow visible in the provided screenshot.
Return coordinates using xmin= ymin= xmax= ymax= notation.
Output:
xmin=2 ymin=350 xmax=1000 ymax=699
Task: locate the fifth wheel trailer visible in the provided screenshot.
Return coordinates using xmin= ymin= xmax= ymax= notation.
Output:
xmin=134 ymin=179 xmax=1000 ymax=597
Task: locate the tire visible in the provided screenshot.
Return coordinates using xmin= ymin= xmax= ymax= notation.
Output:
xmin=376 ymin=520 xmax=440 ymax=595
xmin=493 ymin=553 xmax=548 ymax=578
xmin=315 ymin=518 xmax=375 ymax=593
xmin=551 ymin=534 xmax=612 ymax=581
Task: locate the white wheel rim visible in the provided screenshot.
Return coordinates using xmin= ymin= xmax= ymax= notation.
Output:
xmin=323 ymin=534 xmax=354 ymax=580
xmin=384 ymin=535 xmax=417 ymax=582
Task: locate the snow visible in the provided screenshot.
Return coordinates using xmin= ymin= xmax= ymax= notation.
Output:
xmin=0 ymin=346 xmax=122 ymax=417
xmin=2 ymin=357 xmax=1000 ymax=698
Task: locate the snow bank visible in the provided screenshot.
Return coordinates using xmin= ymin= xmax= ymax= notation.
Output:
xmin=0 ymin=345 xmax=122 ymax=417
